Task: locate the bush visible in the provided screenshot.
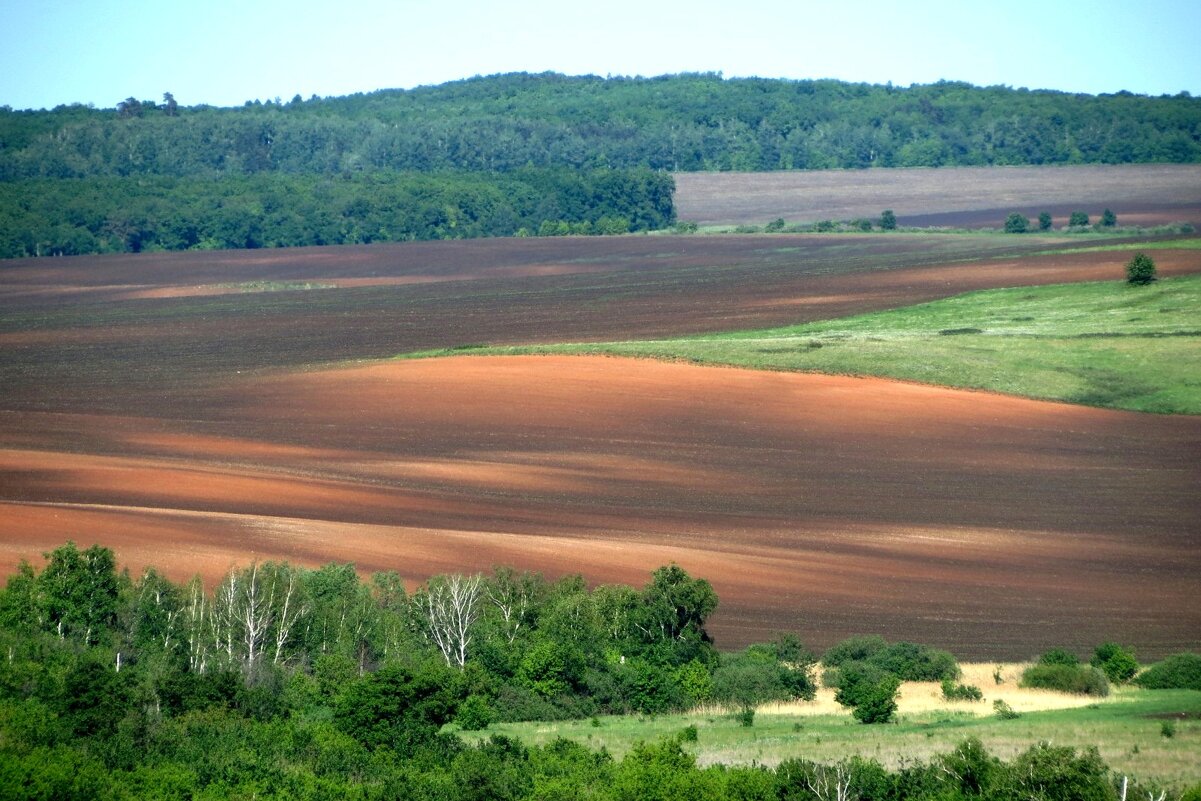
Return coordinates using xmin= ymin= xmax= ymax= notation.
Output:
xmin=1069 ymin=211 xmax=1090 ymax=227
xmin=1133 ymin=652 xmax=1201 ymax=690
xmin=456 ymin=694 xmax=495 ymax=731
xmin=1125 ymin=252 xmax=1157 ymax=285
xmin=997 ymin=742 xmax=1112 ymax=801
xmin=880 ymin=209 xmax=897 ymax=230
xmin=824 ymin=636 xmax=959 ymax=681
xmin=765 ymin=217 xmax=785 ymax=233
xmin=1038 ymin=648 xmax=1079 ymax=667
xmin=993 ymin=699 xmax=1020 ymax=719
xmin=1090 ymin=642 xmax=1138 ymax=684
xmin=1020 ymin=664 xmax=1109 ymax=696
xmin=823 ymin=635 xmax=887 ymax=667
xmin=1004 ymin=213 xmax=1029 ymax=233
xmin=1038 ymin=211 xmax=1053 ymax=231
xmin=1100 ymin=208 xmax=1117 ymax=227
xmin=941 ymin=679 xmax=983 ymax=701
xmin=834 ymin=662 xmax=900 ymax=724
xmin=872 ymin=641 xmax=960 ymax=681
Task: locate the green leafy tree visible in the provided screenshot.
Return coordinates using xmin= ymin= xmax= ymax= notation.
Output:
xmin=833 ymin=662 xmax=900 ymax=723
xmin=1090 ymin=642 xmax=1138 ymax=684
xmin=333 ymin=664 xmax=457 ymax=754
xmin=1069 ymin=211 xmax=1090 ymax=226
xmin=1004 ymin=212 xmax=1029 ymax=233
xmin=880 ymin=209 xmax=897 ymax=230
xmin=1100 ymin=208 xmax=1117 ymax=227
xmin=1125 ymin=252 xmax=1157 ymax=284
xmin=38 ymin=542 xmax=122 ymax=644
xmin=1038 ymin=211 xmax=1053 ymax=230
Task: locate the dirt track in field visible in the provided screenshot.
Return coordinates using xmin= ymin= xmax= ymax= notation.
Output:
xmin=3 ymin=180 xmax=1201 ymax=657
xmin=1 ymin=356 xmax=1198 ymax=658
xmin=674 ymin=164 xmax=1201 ymax=228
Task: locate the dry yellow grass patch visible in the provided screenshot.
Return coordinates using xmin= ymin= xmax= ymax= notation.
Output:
xmin=759 ymin=662 xmax=1109 ymax=717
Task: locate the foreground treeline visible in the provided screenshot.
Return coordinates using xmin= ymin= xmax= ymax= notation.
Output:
xmin=0 ymin=168 xmax=675 ymax=258
xmin=4 ymin=74 xmax=1200 ymax=178
xmin=2 ymin=544 xmax=1199 ymax=799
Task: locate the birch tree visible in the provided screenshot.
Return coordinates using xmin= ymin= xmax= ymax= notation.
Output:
xmin=420 ymin=573 xmax=483 ymax=669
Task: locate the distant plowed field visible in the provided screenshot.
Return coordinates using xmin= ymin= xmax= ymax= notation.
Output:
xmin=3 ymin=209 xmax=1200 ymax=657
xmin=674 ymin=164 xmax=1201 ymax=228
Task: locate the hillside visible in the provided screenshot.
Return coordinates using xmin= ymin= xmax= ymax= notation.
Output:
xmin=4 ymin=73 xmax=1200 ymax=178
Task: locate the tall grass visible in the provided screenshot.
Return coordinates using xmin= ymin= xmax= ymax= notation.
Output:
xmin=457 ymin=668 xmax=1201 ymax=786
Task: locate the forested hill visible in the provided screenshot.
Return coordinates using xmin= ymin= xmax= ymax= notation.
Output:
xmin=4 ymin=72 xmax=1201 ymax=178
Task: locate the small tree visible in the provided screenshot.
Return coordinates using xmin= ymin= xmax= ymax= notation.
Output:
xmin=880 ymin=209 xmax=897 ymax=230
xmin=1100 ymin=208 xmax=1117 ymax=227
xmin=1090 ymin=642 xmax=1138 ymax=684
xmin=834 ymin=662 xmax=900 ymax=723
xmin=765 ymin=217 xmax=785 ymax=233
xmin=1069 ymin=211 xmax=1090 ymax=227
xmin=1038 ymin=211 xmax=1053 ymax=231
xmin=1004 ymin=213 xmax=1029 ymax=233
xmin=1125 ymin=252 xmax=1157 ymax=285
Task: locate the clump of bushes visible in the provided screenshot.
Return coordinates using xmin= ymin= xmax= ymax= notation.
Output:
xmin=1133 ymin=652 xmax=1201 ymax=690
xmin=1090 ymin=642 xmax=1138 ymax=684
xmin=823 ymin=636 xmax=960 ymax=682
xmin=1020 ymin=650 xmax=1109 ymax=696
xmin=941 ymin=679 xmax=984 ymax=701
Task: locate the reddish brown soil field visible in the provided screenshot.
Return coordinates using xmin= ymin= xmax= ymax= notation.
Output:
xmin=2 ymin=229 xmax=1200 ymax=658
xmin=674 ymin=164 xmax=1201 ymax=228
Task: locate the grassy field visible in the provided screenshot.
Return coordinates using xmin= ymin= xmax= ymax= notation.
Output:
xmin=459 ymin=666 xmax=1201 ymax=787
xmin=406 ymin=273 xmax=1201 ymax=414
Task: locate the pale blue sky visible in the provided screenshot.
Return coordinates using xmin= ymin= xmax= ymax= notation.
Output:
xmin=3 ymin=0 xmax=1199 ymax=110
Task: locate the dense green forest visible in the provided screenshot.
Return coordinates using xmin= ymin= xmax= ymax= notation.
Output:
xmin=5 ymin=74 xmax=1201 ymax=177
xmin=0 ymin=169 xmax=675 ymax=257
xmin=2 ymin=73 xmax=1200 ymax=258
xmin=1 ymin=543 xmax=1194 ymax=799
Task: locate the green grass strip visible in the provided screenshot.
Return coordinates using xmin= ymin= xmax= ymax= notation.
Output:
xmin=401 ymin=275 xmax=1201 ymax=414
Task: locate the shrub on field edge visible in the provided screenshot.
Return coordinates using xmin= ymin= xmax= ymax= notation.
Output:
xmin=993 ymin=699 xmax=1020 ymax=719
xmin=834 ymin=662 xmax=901 ymax=724
xmin=1004 ymin=212 xmax=1029 ymax=233
xmin=1125 ymin=252 xmax=1157 ymax=285
xmin=1133 ymin=652 xmax=1201 ymax=690
xmin=1020 ymin=663 xmax=1109 ymax=696
xmin=1090 ymin=642 xmax=1138 ymax=684
xmin=823 ymin=636 xmax=959 ymax=682
xmin=1038 ymin=648 xmax=1079 ymax=667
xmin=941 ymin=679 xmax=983 ymax=701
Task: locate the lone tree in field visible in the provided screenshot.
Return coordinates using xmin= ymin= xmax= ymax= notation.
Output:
xmin=1004 ymin=213 xmax=1029 ymax=233
xmin=1038 ymin=211 xmax=1053 ymax=231
xmin=1069 ymin=211 xmax=1090 ymax=227
xmin=1125 ymin=252 xmax=1157 ymax=285
xmin=1100 ymin=208 xmax=1117 ymax=227
xmin=880 ymin=209 xmax=897 ymax=230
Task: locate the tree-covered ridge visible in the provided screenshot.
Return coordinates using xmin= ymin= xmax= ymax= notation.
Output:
xmin=0 ymin=168 xmax=675 ymax=257
xmin=2 ymin=73 xmax=1200 ymax=179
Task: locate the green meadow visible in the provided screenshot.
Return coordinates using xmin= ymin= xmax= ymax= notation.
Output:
xmin=405 ymin=274 xmax=1201 ymax=414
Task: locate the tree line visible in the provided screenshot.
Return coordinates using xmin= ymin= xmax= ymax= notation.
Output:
xmin=0 ymin=168 xmax=676 ymax=258
xmin=4 ymin=542 xmax=1192 ymax=800
xmin=3 ymin=74 xmax=1200 ymax=178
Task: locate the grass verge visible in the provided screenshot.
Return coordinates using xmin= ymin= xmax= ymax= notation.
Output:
xmin=402 ymin=275 xmax=1201 ymax=414
xmin=457 ymin=672 xmax=1201 ymax=787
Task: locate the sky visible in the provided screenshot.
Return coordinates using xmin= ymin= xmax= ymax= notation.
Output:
xmin=2 ymin=0 xmax=1200 ymax=111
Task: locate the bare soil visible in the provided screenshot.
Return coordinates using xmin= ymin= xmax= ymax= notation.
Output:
xmin=674 ymin=164 xmax=1201 ymax=228
xmin=2 ymin=223 xmax=1200 ymax=659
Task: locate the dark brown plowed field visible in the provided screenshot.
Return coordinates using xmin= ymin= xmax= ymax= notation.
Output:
xmin=3 ymin=221 xmax=1200 ymax=658
xmin=674 ymin=164 xmax=1201 ymax=228
xmin=1 ymin=357 xmax=1198 ymax=658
